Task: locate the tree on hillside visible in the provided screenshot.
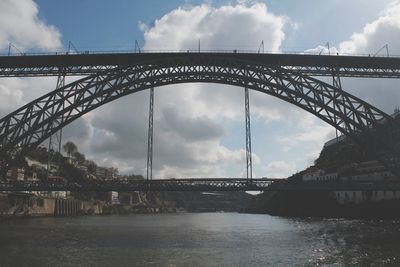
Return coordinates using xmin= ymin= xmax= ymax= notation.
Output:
xmin=63 ymin=141 xmax=77 ymax=158
xmin=73 ymin=151 xmax=86 ymax=165
xmin=87 ymin=160 xmax=97 ymax=174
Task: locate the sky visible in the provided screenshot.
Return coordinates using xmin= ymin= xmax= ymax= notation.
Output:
xmin=0 ymin=0 xmax=400 ymax=178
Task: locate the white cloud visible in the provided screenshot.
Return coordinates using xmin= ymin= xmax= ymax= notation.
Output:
xmin=0 ymin=79 xmax=24 ymax=116
xmin=264 ymin=160 xmax=296 ymax=178
xmin=0 ymin=0 xmax=61 ymax=51
xmin=339 ymin=2 xmax=400 ymax=55
xmin=306 ymin=2 xmax=400 ymax=57
xmin=142 ymin=3 xmax=286 ymax=51
xmin=160 ymin=105 xmax=226 ymax=142
xmin=327 ymin=2 xmax=400 ymax=115
xmin=80 ymin=2 xmax=290 ymax=177
xmin=273 ymin=119 xmax=336 ymax=167
xmin=0 ymin=76 xmax=62 ymax=117
xmin=331 ymin=2 xmax=400 ymax=114
xmin=295 ymin=1 xmax=400 ymax=172
xmin=0 ymin=0 xmax=62 ymax=115
xmin=304 ymin=44 xmax=339 ymax=55
xmin=0 ymin=1 xmax=67 ymax=158
xmin=302 ymin=2 xmax=400 ymax=120
xmin=139 ymin=3 xmax=311 ymax=124
xmin=278 ymin=123 xmax=334 ymax=150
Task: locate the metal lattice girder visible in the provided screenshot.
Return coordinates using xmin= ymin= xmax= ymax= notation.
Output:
xmin=0 ymin=55 xmax=399 ymax=175
xmin=1 ymin=178 xmax=400 ymax=192
xmin=47 ymin=73 xmax=65 ymax=175
xmin=2 ymin=52 xmax=400 ymax=78
xmin=331 ymin=67 xmax=345 ymax=138
xmin=0 ymin=178 xmax=274 ymax=192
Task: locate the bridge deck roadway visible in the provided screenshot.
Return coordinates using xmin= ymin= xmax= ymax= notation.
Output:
xmin=1 ymin=179 xmax=400 ymax=192
xmin=1 ymin=52 xmax=400 ymax=78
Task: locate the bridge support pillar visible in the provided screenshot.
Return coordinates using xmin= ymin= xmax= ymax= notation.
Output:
xmin=147 ymin=87 xmax=154 ymax=181
xmin=245 ymin=87 xmax=253 ymax=183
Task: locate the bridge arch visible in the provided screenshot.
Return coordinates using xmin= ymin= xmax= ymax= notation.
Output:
xmin=0 ymin=55 xmax=398 ymax=174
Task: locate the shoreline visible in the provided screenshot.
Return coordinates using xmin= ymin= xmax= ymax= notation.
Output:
xmin=250 ymin=190 xmax=400 ymax=220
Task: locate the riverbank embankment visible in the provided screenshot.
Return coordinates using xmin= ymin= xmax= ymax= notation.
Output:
xmin=0 ymin=192 xmax=103 ymax=219
xmin=250 ymin=190 xmax=400 ymax=220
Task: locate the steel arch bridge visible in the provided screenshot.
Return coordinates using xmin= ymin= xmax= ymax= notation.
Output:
xmin=0 ymin=52 xmax=400 ymax=178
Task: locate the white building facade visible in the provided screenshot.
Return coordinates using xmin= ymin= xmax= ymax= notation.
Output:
xmin=335 ymin=190 xmax=400 ymax=204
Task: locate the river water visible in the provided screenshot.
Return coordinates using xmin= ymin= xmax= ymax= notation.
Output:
xmin=0 ymin=213 xmax=400 ymax=266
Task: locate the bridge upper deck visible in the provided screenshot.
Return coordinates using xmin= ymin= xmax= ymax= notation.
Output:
xmin=1 ymin=52 xmax=400 ymax=78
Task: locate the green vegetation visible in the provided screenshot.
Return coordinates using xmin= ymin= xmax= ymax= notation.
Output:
xmin=62 ymin=141 xmax=77 ymax=158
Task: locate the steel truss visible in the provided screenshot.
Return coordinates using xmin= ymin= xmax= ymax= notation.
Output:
xmin=3 ymin=64 xmax=400 ymax=79
xmin=47 ymin=73 xmax=65 ymax=175
xmin=331 ymin=67 xmax=345 ymax=140
xmin=1 ymin=179 xmax=400 ymax=192
xmin=0 ymin=55 xmax=399 ymax=175
xmin=0 ymin=178 xmax=273 ymax=192
xmin=2 ymin=53 xmax=400 ymax=78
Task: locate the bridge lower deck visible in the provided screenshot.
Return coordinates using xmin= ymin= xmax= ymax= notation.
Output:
xmin=1 ymin=179 xmax=400 ymax=192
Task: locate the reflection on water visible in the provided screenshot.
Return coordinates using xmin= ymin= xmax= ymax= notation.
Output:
xmin=0 ymin=213 xmax=400 ymax=266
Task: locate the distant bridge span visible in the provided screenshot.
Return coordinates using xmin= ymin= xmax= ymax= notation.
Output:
xmin=1 ymin=179 xmax=400 ymax=192
xmin=0 ymin=52 xmax=399 ymax=177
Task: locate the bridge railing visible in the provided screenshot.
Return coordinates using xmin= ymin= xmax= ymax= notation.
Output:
xmin=1 ymin=49 xmax=399 ymax=58
xmin=0 ymin=178 xmax=274 ymax=191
